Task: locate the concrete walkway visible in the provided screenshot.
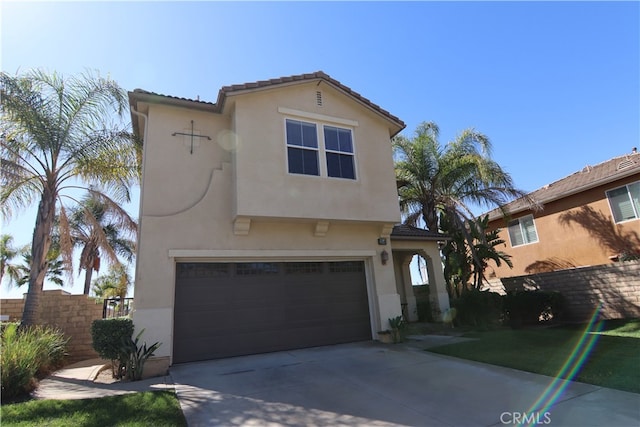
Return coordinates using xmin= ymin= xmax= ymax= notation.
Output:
xmin=32 ymin=358 xmax=174 ymax=400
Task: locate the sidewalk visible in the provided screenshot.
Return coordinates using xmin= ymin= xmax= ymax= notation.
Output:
xmin=32 ymin=358 xmax=174 ymax=400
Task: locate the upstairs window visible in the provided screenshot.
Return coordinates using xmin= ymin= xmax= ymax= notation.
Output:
xmin=607 ymin=181 xmax=640 ymax=223
xmin=324 ymin=125 xmax=355 ymax=179
xmin=508 ymin=214 xmax=538 ymax=247
xmin=286 ymin=119 xmax=319 ymax=176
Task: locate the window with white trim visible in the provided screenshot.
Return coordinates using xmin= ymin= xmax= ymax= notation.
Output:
xmin=508 ymin=214 xmax=538 ymax=247
xmin=286 ymin=119 xmax=319 ymax=176
xmin=324 ymin=125 xmax=355 ymax=179
xmin=607 ymin=181 xmax=640 ymax=223
xmin=285 ymin=118 xmax=356 ymax=180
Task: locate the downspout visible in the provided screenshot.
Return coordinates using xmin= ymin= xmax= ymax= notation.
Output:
xmin=129 ymin=105 xmax=148 ymax=307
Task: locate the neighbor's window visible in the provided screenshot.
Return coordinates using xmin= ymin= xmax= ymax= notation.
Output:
xmin=324 ymin=125 xmax=355 ymax=179
xmin=508 ymin=214 xmax=538 ymax=247
xmin=607 ymin=181 xmax=640 ymax=223
xmin=286 ymin=119 xmax=319 ymax=176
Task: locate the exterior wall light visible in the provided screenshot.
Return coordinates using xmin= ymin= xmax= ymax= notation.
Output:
xmin=380 ymin=250 xmax=389 ymax=265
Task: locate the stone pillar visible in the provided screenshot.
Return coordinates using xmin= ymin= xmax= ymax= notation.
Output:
xmin=420 ymin=249 xmax=450 ymax=322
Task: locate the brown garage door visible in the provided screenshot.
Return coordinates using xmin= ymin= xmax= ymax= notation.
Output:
xmin=173 ymin=261 xmax=371 ymax=363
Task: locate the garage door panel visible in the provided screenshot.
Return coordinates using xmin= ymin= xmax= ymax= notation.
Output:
xmin=174 ymin=261 xmax=371 ymax=363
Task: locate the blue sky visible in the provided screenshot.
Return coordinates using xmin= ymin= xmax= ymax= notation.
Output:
xmin=1 ymin=1 xmax=638 ymax=297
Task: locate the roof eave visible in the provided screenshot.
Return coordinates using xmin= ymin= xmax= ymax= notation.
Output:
xmin=489 ymin=166 xmax=640 ymax=221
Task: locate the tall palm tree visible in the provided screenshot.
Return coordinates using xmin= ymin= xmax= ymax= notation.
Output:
xmin=1 ymin=69 xmax=139 ymax=326
xmin=69 ymin=193 xmax=137 ymax=295
xmin=394 ymin=121 xmax=533 ymax=233
xmin=1 ymin=234 xmax=22 ymax=285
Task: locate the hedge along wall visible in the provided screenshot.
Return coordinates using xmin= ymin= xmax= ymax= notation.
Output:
xmin=499 ymin=261 xmax=640 ymax=322
xmin=1 ymin=290 xmax=104 ymax=363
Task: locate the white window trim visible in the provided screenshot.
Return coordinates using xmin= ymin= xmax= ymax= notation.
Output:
xmin=323 ymin=125 xmax=357 ymax=180
xmin=507 ymin=214 xmax=539 ymax=247
xmin=606 ymin=180 xmax=640 ymax=224
xmin=285 ymin=118 xmax=320 ymax=177
xmin=283 ymin=116 xmax=358 ymax=181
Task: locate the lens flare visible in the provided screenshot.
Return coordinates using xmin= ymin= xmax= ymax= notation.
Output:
xmin=518 ymin=303 xmax=603 ymax=427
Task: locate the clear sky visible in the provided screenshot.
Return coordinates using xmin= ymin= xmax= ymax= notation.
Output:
xmin=1 ymin=1 xmax=639 ymax=297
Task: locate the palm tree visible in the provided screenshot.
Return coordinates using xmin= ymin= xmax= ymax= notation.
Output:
xmin=394 ymin=121 xmax=533 ymax=233
xmin=1 ymin=69 xmax=139 ymax=326
xmin=14 ymin=245 xmax=66 ymax=288
xmin=468 ymin=215 xmax=513 ymax=291
xmin=91 ymin=264 xmax=131 ymax=300
xmin=441 ymin=214 xmax=512 ymax=298
xmin=69 ymin=193 xmax=137 ymax=295
xmin=1 ymin=234 xmax=20 ymax=285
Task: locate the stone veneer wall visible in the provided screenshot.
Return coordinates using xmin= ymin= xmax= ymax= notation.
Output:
xmin=498 ymin=261 xmax=640 ymax=322
xmin=1 ymin=290 xmax=105 ymax=363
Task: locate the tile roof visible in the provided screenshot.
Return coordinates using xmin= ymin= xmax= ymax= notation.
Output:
xmin=129 ymin=71 xmax=405 ymax=134
xmin=487 ymin=151 xmax=640 ymax=220
xmin=390 ymin=224 xmax=449 ymax=241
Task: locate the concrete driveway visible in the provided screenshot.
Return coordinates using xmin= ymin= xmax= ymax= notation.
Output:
xmin=170 ymin=341 xmax=639 ymax=427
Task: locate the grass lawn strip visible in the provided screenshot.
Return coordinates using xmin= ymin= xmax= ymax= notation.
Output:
xmin=426 ymin=319 xmax=640 ymax=394
xmin=0 ymin=390 xmax=187 ymax=427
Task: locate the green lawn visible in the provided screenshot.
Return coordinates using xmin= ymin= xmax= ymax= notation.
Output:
xmin=426 ymin=319 xmax=640 ymax=393
xmin=0 ymin=391 xmax=187 ymax=427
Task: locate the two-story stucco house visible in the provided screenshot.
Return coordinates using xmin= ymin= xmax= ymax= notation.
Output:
xmin=485 ymin=150 xmax=640 ymax=280
xmin=129 ymin=72 xmax=450 ymax=374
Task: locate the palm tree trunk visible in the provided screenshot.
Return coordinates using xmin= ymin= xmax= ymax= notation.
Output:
xmin=21 ymin=188 xmax=56 ymax=326
xmin=83 ymin=263 xmax=94 ymax=295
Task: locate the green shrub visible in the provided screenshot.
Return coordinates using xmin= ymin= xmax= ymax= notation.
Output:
xmin=91 ymin=318 xmax=134 ymax=377
xmin=503 ymin=290 xmax=565 ymax=328
xmin=91 ymin=318 xmax=134 ymax=361
xmin=451 ymin=290 xmax=503 ymax=328
xmin=119 ymin=329 xmax=161 ymax=381
xmin=1 ymin=324 xmax=68 ymax=401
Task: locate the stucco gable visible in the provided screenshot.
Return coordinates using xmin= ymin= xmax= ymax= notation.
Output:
xmin=129 ymin=71 xmax=405 ymax=140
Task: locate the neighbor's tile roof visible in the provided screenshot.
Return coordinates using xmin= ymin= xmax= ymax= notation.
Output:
xmin=129 ymin=71 xmax=405 ymax=134
xmin=391 ymin=224 xmax=449 ymax=241
xmin=487 ymin=151 xmax=640 ymax=220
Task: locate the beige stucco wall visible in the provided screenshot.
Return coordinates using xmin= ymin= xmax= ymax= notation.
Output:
xmin=132 ymin=83 xmax=404 ymax=364
xmin=230 ymin=82 xmax=401 ymax=222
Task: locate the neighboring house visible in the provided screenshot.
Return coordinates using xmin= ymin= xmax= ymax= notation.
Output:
xmin=129 ymin=71 xmax=449 ymax=374
xmin=485 ymin=150 xmax=640 ymax=280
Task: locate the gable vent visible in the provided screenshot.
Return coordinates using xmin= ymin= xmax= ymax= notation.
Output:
xmin=617 ymin=158 xmax=635 ymax=170
xmin=316 ymin=91 xmax=323 ymax=106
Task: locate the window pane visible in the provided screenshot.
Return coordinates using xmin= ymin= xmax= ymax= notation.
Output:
xmin=338 ymin=128 xmax=353 ymax=153
xmin=287 ymin=119 xmax=317 ymax=148
xmin=288 ymin=147 xmax=304 ymax=174
xmin=324 ymin=126 xmax=339 ymax=151
xmin=327 ymin=153 xmax=355 ymax=179
xmin=608 ymin=186 xmax=635 ymax=222
xmin=286 ymin=120 xmax=303 ymax=146
xmin=628 ymin=182 xmax=640 ymax=218
xmin=302 ymin=148 xmax=319 ymax=175
xmin=339 ymin=153 xmax=355 ymax=179
xmin=508 ymin=220 xmax=524 ymax=246
xmin=521 ymin=216 xmax=538 ymax=243
xmin=326 ymin=152 xmax=341 ymax=177
xmin=302 ymin=122 xmax=318 ymax=148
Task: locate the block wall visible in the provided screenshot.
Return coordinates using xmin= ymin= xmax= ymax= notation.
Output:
xmin=499 ymin=261 xmax=640 ymax=321
xmin=1 ymin=290 xmax=105 ymax=363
